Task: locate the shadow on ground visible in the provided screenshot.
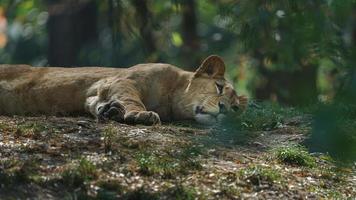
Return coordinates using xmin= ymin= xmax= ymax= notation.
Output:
xmin=0 ymin=116 xmax=354 ymax=199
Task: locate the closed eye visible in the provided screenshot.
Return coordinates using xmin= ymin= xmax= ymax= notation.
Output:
xmin=215 ymin=82 xmax=224 ymax=95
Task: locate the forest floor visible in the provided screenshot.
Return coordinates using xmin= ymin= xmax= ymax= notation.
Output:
xmin=0 ymin=108 xmax=355 ymax=199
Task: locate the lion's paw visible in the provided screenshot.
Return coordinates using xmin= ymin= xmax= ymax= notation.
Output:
xmin=97 ymin=100 xmax=125 ymax=122
xmin=124 ymin=111 xmax=161 ymax=126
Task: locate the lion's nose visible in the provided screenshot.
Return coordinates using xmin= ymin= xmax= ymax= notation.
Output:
xmin=218 ymin=102 xmax=227 ymax=113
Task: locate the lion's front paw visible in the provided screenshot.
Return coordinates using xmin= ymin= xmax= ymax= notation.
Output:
xmin=124 ymin=111 xmax=161 ymax=125
xmin=97 ymin=100 xmax=125 ymax=122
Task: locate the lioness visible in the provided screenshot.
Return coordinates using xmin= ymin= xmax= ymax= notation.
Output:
xmin=0 ymin=55 xmax=247 ymax=125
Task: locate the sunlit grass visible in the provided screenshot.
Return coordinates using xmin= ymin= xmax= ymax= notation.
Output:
xmin=273 ymin=145 xmax=316 ymax=167
xmin=239 ymin=165 xmax=282 ymax=185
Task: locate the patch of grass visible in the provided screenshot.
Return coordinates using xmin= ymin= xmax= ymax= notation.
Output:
xmin=222 ymin=102 xmax=302 ymax=131
xmin=103 ymin=125 xmax=117 ymax=153
xmin=96 ymin=179 xmax=123 ymax=199
xmin=164 ymin=185 xmax=197 ymax=200
xmin=326 ymin=190 xmax=343 ymax=199
xmin=214 ymin=103 xmax=303 ymax=145
xmin=62 ymin=158 xmax=98 ymax=188
xmin=0 ymin=159 xmax=40 ymax=186
xmin=136 ymin=146 xmax=202 ymax=178
xmin=15 ymin=122 xmax=47 ymax=139
xmin=219 ymin=184 xmax=241 ymax=199
xmin=0 ymin=122 xmax=11 ymax=131
xmin=239 ymin=165 xmax=281 ymax=185
xmin=273 ymin=145 xmax=316 ymax=167
xmin=136 ymin=153 xmax=179 ymax=178
xmin=177 ymin=146 xmax=203 ymax=172
xmin=121 ymin=188 xmax=158 ymax=200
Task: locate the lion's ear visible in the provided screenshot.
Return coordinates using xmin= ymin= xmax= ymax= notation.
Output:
xmin=194 ymin=55 xmax=225 ymax=78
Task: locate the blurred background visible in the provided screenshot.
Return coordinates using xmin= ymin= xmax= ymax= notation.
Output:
xmin=0 ymin=0 xmax=355 ymax=160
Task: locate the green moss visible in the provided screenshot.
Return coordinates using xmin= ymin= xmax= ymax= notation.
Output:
xmin=273 ymin=145 xmax=316 ymax=167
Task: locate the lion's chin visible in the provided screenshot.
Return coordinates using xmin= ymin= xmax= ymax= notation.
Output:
xmin=194 ymin=113 xmax=226 ymax=125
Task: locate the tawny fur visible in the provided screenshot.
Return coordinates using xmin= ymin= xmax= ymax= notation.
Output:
xmin=0 ymin=55 xmax=247 ymax=125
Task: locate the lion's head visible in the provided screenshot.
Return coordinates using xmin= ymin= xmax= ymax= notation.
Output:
xmin=177 ymin=55 xmax=247 ymax=124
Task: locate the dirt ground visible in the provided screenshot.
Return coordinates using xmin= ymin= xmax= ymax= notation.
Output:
xmin=0 ymin=116 xmax=355 ymax=199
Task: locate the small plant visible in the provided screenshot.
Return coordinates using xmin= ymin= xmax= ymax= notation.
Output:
xmin=62 ymin=158 xmax=98 ymax=187
xmin=15 ymin=122 xmax=46 ymax=139
xmin=274 ymin=145 xmax=316 ymax=167
xmin=165 ymin=185 xmax=197 ymax=200
xmin=103 ymin=125 xmax=117 ymax=153
xmin=136 ymin=153 xmax=179 ymax=178
xmin=239 ymin=165 xmax=281 ymax=185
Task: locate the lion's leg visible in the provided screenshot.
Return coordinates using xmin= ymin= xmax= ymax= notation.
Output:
xmin=122 ymin=101 xmax=161 ymax=125
xmin=85 ymin=92 xmax=161 ymax=125
xmin=85 ymin=96 xmax=125 ymax=122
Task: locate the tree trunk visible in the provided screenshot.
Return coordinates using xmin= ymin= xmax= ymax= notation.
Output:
xmin=132 ymin=0 xmax=158 ymax=62
xmin=181 ymin=0 xmax=201 ymax=69
xmin=47 ymin=0 xmax=98 ymax=66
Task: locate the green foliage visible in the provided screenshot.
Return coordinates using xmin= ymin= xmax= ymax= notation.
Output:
xmin=0 ymin=0 xmax=47 ymax=65
xmin=309 ymin=103 xmax=356 ymax=162
xmin=273 ymin=145 xmax=316 ymax=167
xmin=219 ymin=102 xmax=301 ymax=132
xmin=213 ymin=102 xmax=303 ymax=145
xmin=238 ymin=103 xmax=301 ymax=131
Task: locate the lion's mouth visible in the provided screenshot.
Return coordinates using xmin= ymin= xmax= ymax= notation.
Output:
xmin=194 ymin=105 xmax=225 ymax=124
xmin=195 ymin=105 xmax=209 ymax=115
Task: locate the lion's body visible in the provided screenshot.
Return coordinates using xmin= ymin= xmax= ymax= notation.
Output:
xmin=0 ymin=64 xmax=191 ymax=120
xmin=0 ymin=56 xmax=247 ymax=125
